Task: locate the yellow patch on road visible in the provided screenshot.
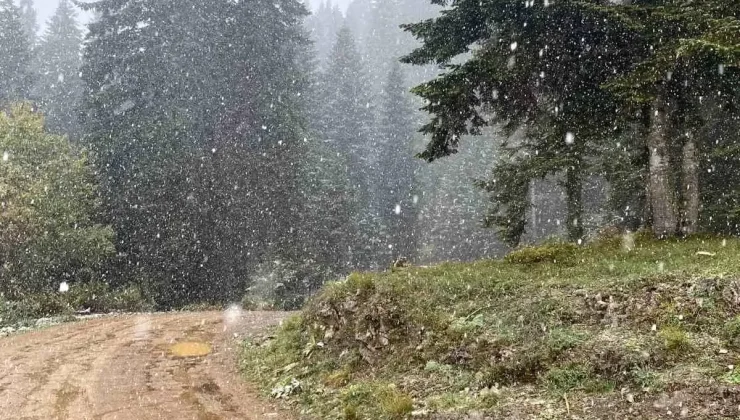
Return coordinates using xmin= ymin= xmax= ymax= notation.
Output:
xmin=170 ymin=341 xmax=212 ymax=357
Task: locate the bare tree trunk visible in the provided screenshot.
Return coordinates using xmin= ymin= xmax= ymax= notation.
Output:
xmin=646 ymin=98 xmax=678 ymax=237
xmin=565 ymin=163 xmax=584 ymax=241
xmin=530 ymin=179 xmax=537 ymax=235
xmin=643 ymin=172 xmax=652 ymax=230
xmin=681 ymin=134 xmax=699 ymax=235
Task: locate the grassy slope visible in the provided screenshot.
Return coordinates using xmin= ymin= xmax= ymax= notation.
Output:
xmin=241 ymin=234 xmax=740 ymax=419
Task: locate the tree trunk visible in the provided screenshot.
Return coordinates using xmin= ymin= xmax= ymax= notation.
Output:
xmin=646 ymin=98 xmax=678 ymax=237
xmin=681 ymin=134 xmax=699 ymax=235
xmin=565 ymin=164 xmax=584 ymax=242
xmin=643 ymin=171 xmax=652 ymax=230
xmin=530 ymin=179 xmax=537 ymax=235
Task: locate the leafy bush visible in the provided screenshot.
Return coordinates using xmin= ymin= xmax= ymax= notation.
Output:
xmin=543 ymin=364 xmax=614 ymax=394
xmin=0 ymin=105 xmax=115 ymax=299
xmin=67 ymin=282 xmax=152 ymax=312
xmin=0 ymin=282 xmax=151 ymax=327
xmin=111 ymin=285 xmax=154 ymax=312
xmin=546 ymin=327 xmax=588 ymax=352
xmin=0 ymin=294 xmax=72 ymax=327
xmin=543 ymin=364 xmax=591 ymax=392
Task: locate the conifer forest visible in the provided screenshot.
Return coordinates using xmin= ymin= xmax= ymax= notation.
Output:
xmin=1 ymin=0 xmax=739 ymax=310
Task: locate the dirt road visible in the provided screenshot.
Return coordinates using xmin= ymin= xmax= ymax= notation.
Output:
xmin=0 ymin=311 xmax=293 ymax=420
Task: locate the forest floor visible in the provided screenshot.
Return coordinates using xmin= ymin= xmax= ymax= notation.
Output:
xmin=0 ymin=310 xmax=293 ymax=420
xmin=241 ymin=234 xmax=740 ymax=419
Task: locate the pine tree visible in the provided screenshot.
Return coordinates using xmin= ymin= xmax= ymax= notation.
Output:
xmin=317 ymin=26 xmax=380 ymax=269
xmin=79 ymin=0 xmax=201 ymax=306
xmin=364 ymin=0 xmax=419 ymax=90
xmin=35 ymin=0 xmax=83 ymax=137
xmin=305 ymin=1 xmax=344 ymax=68
xmin=414 ymin=133 xmax=505 ymax=261
xmin=404 ymin=0 xmax=740 ymax=242
xmin=402 ymin=0 xmax=638 ymax=245
xmin=345 ymin=0 xmax=372 ymax=48
xmin=0 ymin=0 xmax=34 ymax=103
xmin=299 ymin=137 xmax=357 ymax=272
xmin=80 ymin=0 xmax=315 ymax=306
xmin=347 ymin=0 xmax=439 ymax=92
xmin=603 ymin=1 xmax=740 ymax=236
xmin=296 ymin=41 xmax=357 ymax=275
xmin=375 ymin=64 xmax=419 ymax=260
xmin=18 ymin=0 xmax=37 ymax=44
xmin=195 ymin=0 xmax=314 ymax=302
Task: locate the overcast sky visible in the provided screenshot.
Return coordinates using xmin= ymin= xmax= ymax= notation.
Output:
xmin=32 ymin=0 xmax=91 ymax=32
xmin=30 ymin=0 xmax=351 ymax=33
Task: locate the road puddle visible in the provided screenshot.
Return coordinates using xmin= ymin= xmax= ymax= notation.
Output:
xmin=170 ymin=342 xmax=212 ymax=358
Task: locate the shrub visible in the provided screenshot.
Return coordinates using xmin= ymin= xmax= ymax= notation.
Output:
xmin=0 ymin=105 xmax=115 ymax=299
xmin=240 ymin=294 xmax=275 ymax=311
xmin=246 ymin=259 xmax=335 ymax=310
xmin=66 ymin=282 xmax=152 ymax=313
xmin=0 ymin=299 xmax=38 ymax=326
xmin=543 ymin=364 xmax=614 ymax=394
xmin=543 ymin=364 xmax=591 ymax=392
xmin=0 ymin=293 xmax=72 ymax=327
xmin=379 ymin=387 xmax=414 ymax=418
xmin=33 ymin=293 xmax=73 ymax=316
xmin=505 ymin=242 xmax=578 ymax=265
xmin=340 ymin=383 xmax=413 ymax=419
xmin=109 ymin=285 xmax=154 ymax=312
xmin=546 ymin=327 xmax=588 ymax=352
xmin=723 ymin=315 xmax=740 ymax=348
xmin=658 ymin=326 xmax=692 ymax=355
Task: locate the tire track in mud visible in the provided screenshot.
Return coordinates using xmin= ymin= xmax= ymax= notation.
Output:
xmin=0 ymin=311 xmax=291 ymax=420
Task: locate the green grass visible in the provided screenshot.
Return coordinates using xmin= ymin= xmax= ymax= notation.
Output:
xmin=241 ymin=235 xmax=740 ymax=419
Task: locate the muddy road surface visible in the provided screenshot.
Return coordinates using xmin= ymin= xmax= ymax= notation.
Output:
xmin=0 ymin=311 xmax=293 ymax=420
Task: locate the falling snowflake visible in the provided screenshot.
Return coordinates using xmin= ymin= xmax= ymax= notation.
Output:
xmin=565 ymin=132 xmax=575 ymax=145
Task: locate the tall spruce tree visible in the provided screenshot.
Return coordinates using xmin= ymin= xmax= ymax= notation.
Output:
xmin=35 ymin=0 xmax=83 ymax=137
xmin=79 ymin=0 xmax=202 ymax=305
xmin=195 ymin=0 xmax=313 ymax=302
xmin=18 ymin=0 xmax=36 ymax=44
xmin=80 ymin=0 xmax=314 ymax=306
xmin=603 ymin=1 xmax=740 ymax=236
xmin=305 ymin=1 xmax=344 ymax=68
xmin=298 ymin=42 xmax=358 ymax=275
xmin=0 ymin=0 xmax=34 ymax=103
xmin=375 ymin=64 xmax=419 ymax=260
xmin=403 ymin=0 xmax=639 ymax=245
xmin=345 ymin=0 xmax=372 ymax=49
xmin=317 ymin=26 xmax=380 ymax=268
xmin=404 ymin=0 xmax=740 ymax=242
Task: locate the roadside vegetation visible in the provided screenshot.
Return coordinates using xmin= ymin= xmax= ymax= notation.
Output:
xmin=242 ymin=234 xmax=740 ymax=419
xmin=0 ymin=106 xmax=154 ymax=329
